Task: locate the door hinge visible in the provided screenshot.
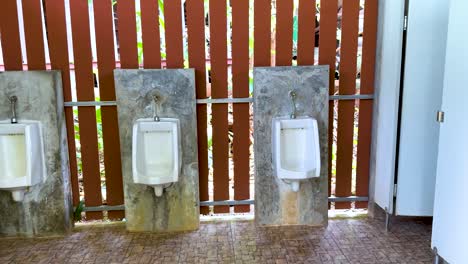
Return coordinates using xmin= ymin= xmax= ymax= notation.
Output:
xmin=393 ymin=184 xmax=398 ymax=197
xmin=437 ymin=111 xmax=445 ymax=123
xmin=403 ymin=15 xmax=408 ymax=31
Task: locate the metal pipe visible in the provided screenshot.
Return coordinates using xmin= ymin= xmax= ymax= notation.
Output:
xmin=199 ymin=199 xmax=254 ymax=206
xmin=289 ymin=90 xmax=297 ymax=119
xmin=80 ymin=196 xmax=370 ymax=211
xmin=328 ymin=196 xmax=369 ymax=202
xmin=82 ymin=205 xmax=125 ymax=212
xmin=152 ymin=95 xmax=160 ymax=122
xmin=329 ymin=94 xmax=374 ymax=100
xmin=196 ymin=98 xmax=253 ymax=104
xmin=9 ymin=96 xmax=18 ymax=123
xmin=64 ymin=101 xmax=117 ymax=107
xmin=63 ymin=94 xmax=374 ymax=107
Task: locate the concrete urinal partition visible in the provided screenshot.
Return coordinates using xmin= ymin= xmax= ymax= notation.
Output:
xmin=253 ymin=66 xmax=329 ymax=226
xmin=114 ymin=69 xmax=199 ymax=232
xmin=0 ymin=71 xmax=73 ymax=237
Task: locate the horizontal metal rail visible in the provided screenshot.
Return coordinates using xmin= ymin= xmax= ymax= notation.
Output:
xmin=63 ymin=94 xmax=374 ymax=107
xmin=80 ymin=196 xmax=368 ymax=211
xmin=329 ymin=94 xmax=374 ymax=100
xmin=199 ymin=199 xmax=255 ymax=206
xmin=64 ymin=101 xmax=117 ymax=107
xmin=328 ymin=196 xmax=369 ymax=202
xmin=82 ymin=205 xmax=125 ymax=212
xmin=196 ymin=98 xmax=253 ymax=104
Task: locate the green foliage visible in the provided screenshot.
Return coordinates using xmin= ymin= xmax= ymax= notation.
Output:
xmin=74 ymin=200 xmax=85 ymax=221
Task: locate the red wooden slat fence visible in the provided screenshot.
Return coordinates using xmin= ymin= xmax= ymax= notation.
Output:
xmin=186 ymin=0 xmax=209 ymax=215
xmin=275 ymin=0 xmax=294 ymax=66
xmin=318 ymin=0 xmax=338 ymax=204
xmin=232 ymin=0 xmax=250 ymax=213
xmin=141 ymin=0 xmax=162 ymax=69
xmin=356 ymin=0 xmax=378 ymax=208
xmin=21 ymin=0 xmax=46 ymax=71
xmin=69 ymin=0 xmax=103 ymax=219
xmin=209 ymin=0 xmax=230 ymax=213
xmin=93 ymin=0 xmax=125 ymax=219
xmin=42 ymin=0 xmax=80 ymax=209
xmin=335 ymin=0 xmax=361 ymax=209
xmin=0 ymin=0 xmax=379 ymax=218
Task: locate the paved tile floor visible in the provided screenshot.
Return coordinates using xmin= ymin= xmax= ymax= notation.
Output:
xmin=0 ymin=216 xmax=433 ymax=264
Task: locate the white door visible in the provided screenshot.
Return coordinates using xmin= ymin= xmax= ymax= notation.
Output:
xmin=431 ymin=0 xmax=468 ymax=262
xmin=395 ymin=0 xmax=449 ymax=216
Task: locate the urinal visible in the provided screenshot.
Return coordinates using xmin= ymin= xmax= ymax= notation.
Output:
xmin=0 ymin=120 xmax=46 ymax=201
xmin=272 ymin=116 xmax=321 ymax=192
xmin=132 ymin=118 xmax=181 ymax=196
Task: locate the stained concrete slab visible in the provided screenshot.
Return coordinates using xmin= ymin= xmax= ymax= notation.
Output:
xmin=253 ymin=66 xmax=329 ymax=226
xmin=0 ymin=71 xmax=73 ymax=236
xmin=114 ymin=69 xmax=199 ymax=232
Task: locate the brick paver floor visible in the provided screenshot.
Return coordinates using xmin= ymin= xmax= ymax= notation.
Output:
xmin=0 ymin=216 xmax=433 ymax=264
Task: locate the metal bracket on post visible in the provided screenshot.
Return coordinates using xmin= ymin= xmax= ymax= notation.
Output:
xmin=436 ymin=111 xmax=445 ymax=123
xmin=433 ymin=247 xmax=440 ymax=264
xmin=385 ymin=207 xmax=391 ymax=232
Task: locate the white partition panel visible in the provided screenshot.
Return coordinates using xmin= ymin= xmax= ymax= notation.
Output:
xmin=395 ymin=0 xmax=449 ymax=216
xmin=372 ymin=0 xmax=405 ymax=213
xmin=432 ymin=0 xmax=468 ymax=261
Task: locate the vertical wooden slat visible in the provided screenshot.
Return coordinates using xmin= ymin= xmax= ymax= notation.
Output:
xmin=164 ymin=0 xmax=184 ymax=68
xmin=253 ymin=0 xmax=271 ymax=67
xmin=69 ymin=0 xmax=102 ymax=219
xmin=356 ymin=0 xmax=378 ymax=208
xmin=297 ymin=0 xmax=316 ymax=65
xmin=43 ymin=0 xmax=80 ymax=207
xmin=275 ymin=0 xmax=294 ymax=66
xmin=232 ymin=0 xmax=250 ymax=213
xmin=0 ymin=0 xmax=23 ymax=70
xmin=186 ymin=0 xmax=209 ymax=215
xmin=209 ymin=0 xmax=229 ymax=213
xmin=117 ymin=0 xmax=139 ymax=68
xmin=335 ymin=0 xmax=360 ymax=209
xmin=141 ymin=0 xmax=162 ymax=68
xmin=21 ymin=0 xmax=46 ymax=70
xmin=318 ymin=0 xmax=338 ymax=203
xmin=93 ymin=0 xmax=125 ymax=219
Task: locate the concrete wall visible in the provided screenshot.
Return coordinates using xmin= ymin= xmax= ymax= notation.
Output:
xmin=0 ymin=71 xmax=73 ymax=236
xmin=114 ymin=69 xmax=199 ymax=232
xmin=253 ymin=66 xmax=329 ymax=226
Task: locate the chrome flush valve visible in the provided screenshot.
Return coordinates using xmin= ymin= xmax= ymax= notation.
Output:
xmin=289 ymin=90 xmax=297 ymax=119
xmin=152 ymin=95 xmax=160 ymax=122
xmin=9 ymin=96 xmax=18 ymax=124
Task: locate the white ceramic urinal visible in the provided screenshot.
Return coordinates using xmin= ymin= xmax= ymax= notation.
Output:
xmin=132 ymin=118 xmax=181 ymax=196
xmin=272 ymin=117 xmax=321 ymax=192
xmin=0 ymin=120 xmax=46 ymax=201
